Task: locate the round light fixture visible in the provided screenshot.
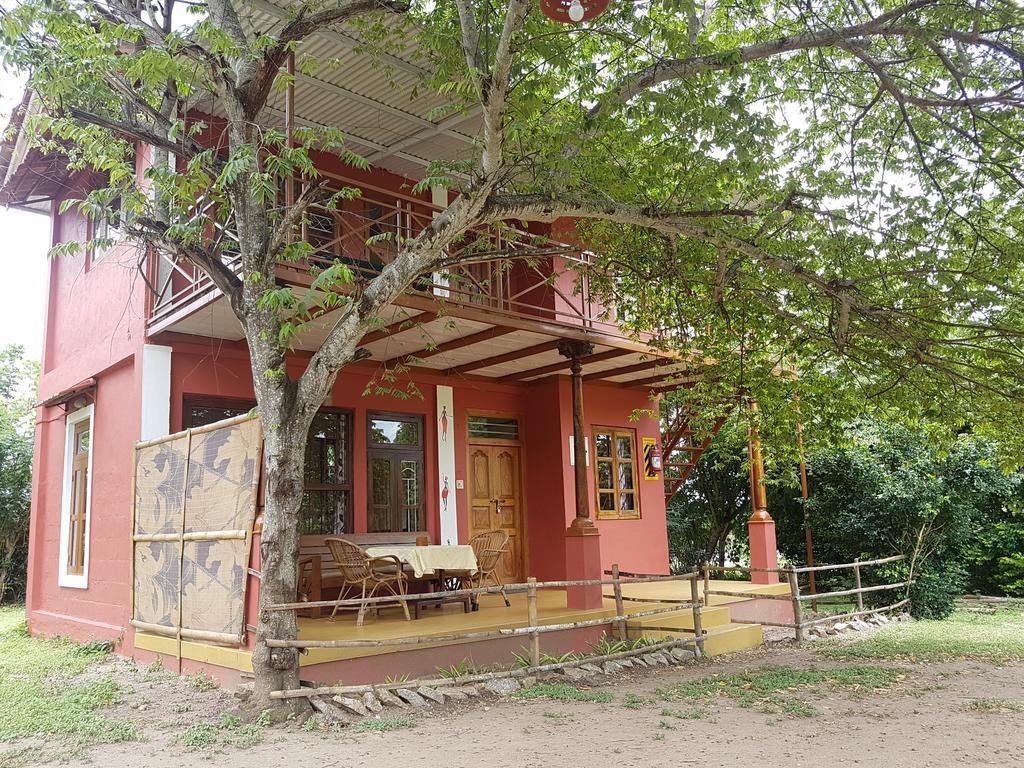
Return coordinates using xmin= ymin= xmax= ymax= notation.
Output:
xmin=539 ymin=0 xmax=609 ymax=24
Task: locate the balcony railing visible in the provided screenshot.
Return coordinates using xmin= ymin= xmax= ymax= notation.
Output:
xmin=147 ymin=186 xmax=628 ymax=339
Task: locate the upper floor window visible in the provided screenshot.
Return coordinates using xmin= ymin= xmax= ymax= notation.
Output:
xmin=593 ymin=426 xmax=641 ymax=520
xmin=89 ymin=197 xmax=122 ymax=266
xmin=59 ymin=405 xmax=94 ymax=588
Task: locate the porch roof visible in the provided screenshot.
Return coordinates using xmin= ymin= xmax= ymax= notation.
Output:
xmin=157 ymin=298 xmax=700 ymax=389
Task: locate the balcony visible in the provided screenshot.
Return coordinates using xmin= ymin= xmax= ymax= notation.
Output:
xmin=146 ymin=186 xmax=690 ymax=388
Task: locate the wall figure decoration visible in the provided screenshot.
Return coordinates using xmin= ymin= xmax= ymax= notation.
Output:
xmin=436 ymin=385 xmax=458 ymax=543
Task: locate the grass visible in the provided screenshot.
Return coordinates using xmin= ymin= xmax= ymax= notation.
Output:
xmin=352 ymin=717 xmax=416 ymax=733
xmin=0 ymin=605 xmax=141 ymax=760
xmin=656 ymin=665 xmax=904 ymax=717
xmin=966 ymin=698 xmax=1024 ymax=714
xmin=436 ymin=658 xmax=478 ymax=679
xmin=818 ymin=607 xmax=1024 ymax=662
xmin=512 ymin=683 xmax=614 ymax=703
xmin=174 ymin=710 xmax=268 ymax=750
xmin=660 ymin=706 xmax=709 ymax=720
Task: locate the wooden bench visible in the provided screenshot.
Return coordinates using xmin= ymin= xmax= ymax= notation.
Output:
xmin=297 ymin=532 xmax=429 ymax=618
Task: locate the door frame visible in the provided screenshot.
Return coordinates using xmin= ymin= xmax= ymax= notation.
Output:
xmin=465 ymin=409 xmax=529 ymax=580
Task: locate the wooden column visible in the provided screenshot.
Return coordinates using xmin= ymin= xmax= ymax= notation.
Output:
xmin=559 ymin=340 xmax=596 ymax=531
xmin=284 ymin=51 xmax=296 ymax=244
xmin=558 ymin=341 xmax=602 ymax=610
xmin=746 ymin=400 xmax=779 ymax=584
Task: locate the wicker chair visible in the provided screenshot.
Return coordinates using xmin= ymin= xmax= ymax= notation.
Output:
xmin=463 ymin=530 xmax=511 ymax=608
xmin=324 ymin=537 xmax=411 ymax=626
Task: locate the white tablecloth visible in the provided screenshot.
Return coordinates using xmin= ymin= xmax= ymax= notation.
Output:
xmin=365 ymin=544 xmax=478 ymax=579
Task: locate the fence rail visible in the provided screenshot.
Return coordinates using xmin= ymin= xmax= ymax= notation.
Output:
xmin=265 ymin=563 xmax=706 ymax=698
xmin=701 ymin=555 xmax=911 ymax=643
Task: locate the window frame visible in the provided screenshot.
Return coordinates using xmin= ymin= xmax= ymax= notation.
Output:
xmin=88 ymin=197 xmax=123 ymax=267
xmin=592 ymin=425 xmax=641 ymax=520
xmin=183 ymin=396 xmax=354 ymax=535
xmin=366 ymin=412 xmax=425 ymax=533
xmin=58 ymin=405 xmax=95 ymax=588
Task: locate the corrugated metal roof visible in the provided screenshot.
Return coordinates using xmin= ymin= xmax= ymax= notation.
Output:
xmin=240 ymin=0 xmax=480 ymax=178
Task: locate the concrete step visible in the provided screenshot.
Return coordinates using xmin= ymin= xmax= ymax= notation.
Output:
xmin=625 ymin=604 xmax=733 ymax=632
xmin=636 ymin=621 xmax=764 ymax=657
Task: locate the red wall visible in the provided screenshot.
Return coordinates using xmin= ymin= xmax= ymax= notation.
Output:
xmin=167 ymin=340 xmax=669 ymax=578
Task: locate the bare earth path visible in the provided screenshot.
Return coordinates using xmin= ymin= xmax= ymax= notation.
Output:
xmin=63 ymin=646 xmax=1024 ymax=768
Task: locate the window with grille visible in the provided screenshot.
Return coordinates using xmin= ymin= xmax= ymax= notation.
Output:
xmin=367 ymin=413 xmax=424 ymax=533
xmin=184 ymin=398 xmax=352 ymax=534
xmin=593 ymin=427 xmax=641 ymax=520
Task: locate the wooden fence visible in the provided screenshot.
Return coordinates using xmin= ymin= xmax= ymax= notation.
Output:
xmin=263 ymin=565 xmax=705 ymax=699
xmin=703 ymin=554 xmax=910 ymax=642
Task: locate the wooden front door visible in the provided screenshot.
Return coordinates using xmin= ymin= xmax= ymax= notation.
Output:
xmin=468 ymin=444 xmax=523 ymax=583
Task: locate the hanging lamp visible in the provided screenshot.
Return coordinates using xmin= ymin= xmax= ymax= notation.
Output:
xmin=539 ymin=0 xmax=609 ymax=23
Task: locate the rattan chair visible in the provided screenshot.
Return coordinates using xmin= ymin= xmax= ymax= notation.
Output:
xmin=324 ymin=537 xmax=411 ymax=626
xmin=463 ymin=530 xmax=511 ymax=608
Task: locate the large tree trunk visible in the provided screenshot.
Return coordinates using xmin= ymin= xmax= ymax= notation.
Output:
xmin=250 ymin=420 xmax=307 ymax=709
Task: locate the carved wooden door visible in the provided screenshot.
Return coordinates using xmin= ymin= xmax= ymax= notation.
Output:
xmin=468 ymin=444 xmax=522 ymax=583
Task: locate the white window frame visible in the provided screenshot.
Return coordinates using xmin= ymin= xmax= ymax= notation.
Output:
xmin=58 ymin=405 xmax=94 ymax=589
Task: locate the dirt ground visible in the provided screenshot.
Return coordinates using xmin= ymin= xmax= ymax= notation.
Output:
xmin=46 ymin=643 xmax=1024 ymax=768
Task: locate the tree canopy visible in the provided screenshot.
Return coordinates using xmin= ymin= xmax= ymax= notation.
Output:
xmin=2 ymin=0 xmax=1023 ymax=703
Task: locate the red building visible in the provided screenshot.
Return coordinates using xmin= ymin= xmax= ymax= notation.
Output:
xmin=1 ymin=25 xmax=784 ymax=686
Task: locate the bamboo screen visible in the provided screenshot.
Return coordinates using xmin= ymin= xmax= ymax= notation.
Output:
xmin=131 ymin=414 xmax=262 ymax=646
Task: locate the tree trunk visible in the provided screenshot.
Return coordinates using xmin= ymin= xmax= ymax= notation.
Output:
xmin=250 ymin=420 xmax=307 ymax=710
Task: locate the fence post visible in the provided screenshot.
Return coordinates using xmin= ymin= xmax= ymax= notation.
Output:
xmin=786 ymin=565 xmax=804 ymax=643
xmin=527 ymin=577 xmax=540 ymax=667
xmin=702 ymin=562 xmax=710 ymax=607
xmin=854 ymin=558 xmax=864 ymax=612
xmin=690 ymin=573 xmax=705 ymax=658
xmin=611 ymin=564 xmax=626 ymax=641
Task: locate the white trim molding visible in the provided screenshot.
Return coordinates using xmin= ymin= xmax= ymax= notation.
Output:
xmin=140 ymin=344 xmax=172 ymax=441
xmin=57 ymin=404 xmax=94 ymax=589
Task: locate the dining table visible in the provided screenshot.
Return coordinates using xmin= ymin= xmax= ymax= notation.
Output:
xmin=364 ymin=544 xmax=479 ymax=618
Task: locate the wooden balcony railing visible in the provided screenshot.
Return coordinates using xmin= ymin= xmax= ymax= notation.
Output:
xmin=147 ymin=187 xmax=629 ymax=339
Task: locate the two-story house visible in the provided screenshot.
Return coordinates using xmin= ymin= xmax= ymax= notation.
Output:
xmin=0 ymin=10 xmax=784 ymax=686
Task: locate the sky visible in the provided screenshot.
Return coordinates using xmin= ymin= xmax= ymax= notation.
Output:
xmin=0 ymin=70 xmax=50 ymax=362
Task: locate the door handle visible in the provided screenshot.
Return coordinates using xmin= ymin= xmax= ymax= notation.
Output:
xmin=492 ymin=497 xmax=503 ymax=514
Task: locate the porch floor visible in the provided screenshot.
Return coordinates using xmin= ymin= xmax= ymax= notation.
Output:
xmin=132 ymin=580 xmax=789 ymax=675
xmin=293 ymin=579 xmax=787 ymax=666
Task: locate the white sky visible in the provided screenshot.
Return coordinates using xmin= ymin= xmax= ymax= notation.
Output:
xmin=1 ymin=70 xmax=49 ymax=362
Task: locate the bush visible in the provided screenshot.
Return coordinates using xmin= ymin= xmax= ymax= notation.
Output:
xmin=774 ymin=420 xmax=1024 ymax=617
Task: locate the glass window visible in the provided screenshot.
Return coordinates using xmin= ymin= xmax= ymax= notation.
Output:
xmin=367 ymin=413 xmax=425 ymax=532
xmin=184 ymin=399 xmax=353 ymax=534
xmin=369 ymin=417 xmax=421 ymax=446
xmin=467 ymin=416 xmax=519 ymax=441
xmin=60 ymin=406 xmax=94 ymax=588
xmin=592 ymin=427 xmax=641 ymax=520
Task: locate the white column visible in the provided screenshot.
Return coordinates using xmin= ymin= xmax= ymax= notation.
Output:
xmin=436 ymin=384 xmax=458 ymax=543
xmin=140 ymin=344 xmax=172 ymax=441
xmin=431 ymin=185 xmax=450 ymax=299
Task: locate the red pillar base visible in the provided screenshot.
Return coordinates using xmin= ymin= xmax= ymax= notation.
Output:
xmin=565 ymin=522 xmax=603 ymax=609
xmin=748 ymin=518 xmax=779 ymax=585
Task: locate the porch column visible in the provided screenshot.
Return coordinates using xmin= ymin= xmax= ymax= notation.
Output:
xmin=746 ymin=400 xmax=779 ymax=584
xmin=558 ymin=341 xmax=603 ymax=609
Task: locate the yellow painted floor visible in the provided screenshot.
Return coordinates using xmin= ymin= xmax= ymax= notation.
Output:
xmin=134 ymin=580 xmax=790 ymax=671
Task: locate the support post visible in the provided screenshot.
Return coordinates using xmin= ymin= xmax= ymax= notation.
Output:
xmin=690 ymin=574 xmax=705 ymax=657
xmin=854 ymin=558 xmax=864 ymax=612
xmin=746 ymin=400 xmax=779 ymax=584
xmin=786 ymin=565 xmax=803 ymax=643
xmin=527 ymin=577 xmax=540 ymax=667
xmin=611 ymin=564 xmax=626 ymax=640
xmin=284 ymin=51 xmax=296 ymax=244
xmin=796 ymin=416 xmax=817 ymax=607
xmin=559 ymin=341 xmax=602 ymax=609
xmin=702 ymin=562 xmax=710 ymax=607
